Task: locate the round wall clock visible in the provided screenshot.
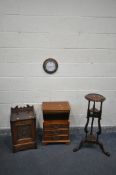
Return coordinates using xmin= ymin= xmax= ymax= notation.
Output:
xmin=43 ymin=58 xmax=58 ymax=74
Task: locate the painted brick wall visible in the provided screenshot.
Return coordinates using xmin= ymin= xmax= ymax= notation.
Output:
xmin=0 ymin=0 xmax=116 ymax=128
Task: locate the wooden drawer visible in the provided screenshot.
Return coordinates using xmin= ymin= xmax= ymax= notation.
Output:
xmin=44 ymin=135 xmax=69 ymax=141
xmin=43 ymin=123 xmax=69 ymax=130
xmin=42 ymin=120 xmax=70 ymax=144
xmin=44 ymin=129 xmax=69 ymax=135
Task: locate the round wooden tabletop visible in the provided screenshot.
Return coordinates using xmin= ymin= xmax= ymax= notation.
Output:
xmin=85 ymin=93 xmax=105 ymax=102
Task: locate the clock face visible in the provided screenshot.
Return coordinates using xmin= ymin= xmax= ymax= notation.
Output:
xmin=43 ymin=58 xmax=58 ymax=74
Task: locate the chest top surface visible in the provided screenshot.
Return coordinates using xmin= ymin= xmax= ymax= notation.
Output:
xmin=42 ymin=101 xmax=70 ymax=113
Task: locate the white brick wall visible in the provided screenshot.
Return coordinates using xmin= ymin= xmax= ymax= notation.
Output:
xmin=0 ymin=0 xmax=116 ymax=128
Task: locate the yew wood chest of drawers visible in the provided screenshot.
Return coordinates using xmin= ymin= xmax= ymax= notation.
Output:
xmin=10 ymin=105 xmax=37 ymax=152
xmin=42 ymin=101 xmax=70 ymax=144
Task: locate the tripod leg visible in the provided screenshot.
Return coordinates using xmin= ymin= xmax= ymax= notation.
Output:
xmin=97 ymin=141 xmax=110 ymax=157
xmin=73 ymin=140 xmax=84 ymax=152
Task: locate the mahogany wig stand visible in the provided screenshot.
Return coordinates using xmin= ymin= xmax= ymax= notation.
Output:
xmin=73 ymin=93 xmax=110 ymax=157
